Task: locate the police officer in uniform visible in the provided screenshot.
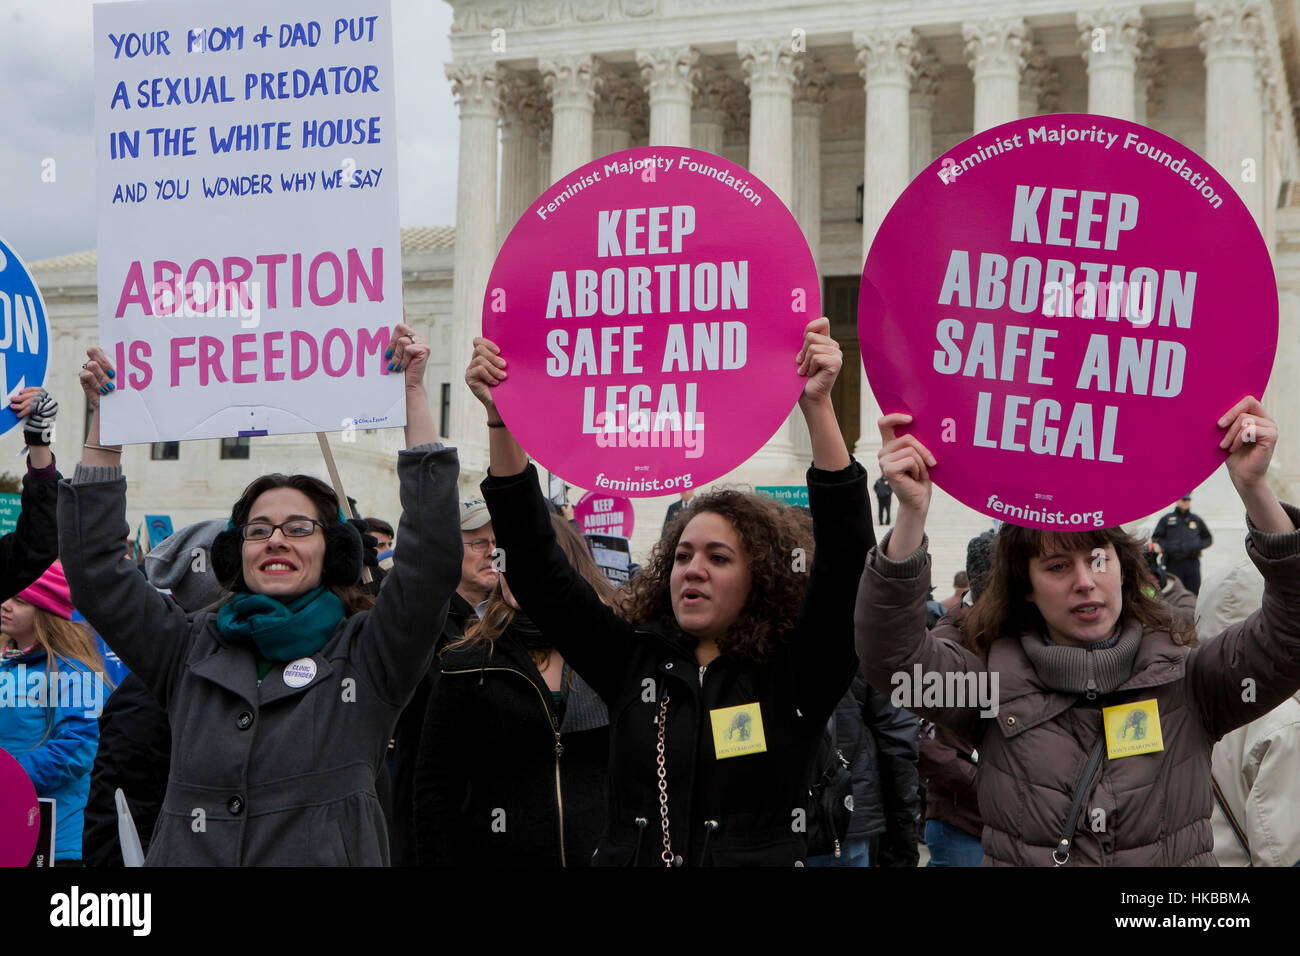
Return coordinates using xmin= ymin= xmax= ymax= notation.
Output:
xmin=1152 ymin=495 xmax=1213 ymax=595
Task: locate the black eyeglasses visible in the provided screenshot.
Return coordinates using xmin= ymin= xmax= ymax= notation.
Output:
xmin=241 ymin=518 xmax=324 ymax=541
xmin=465 ymin=537 xmax=496 ymax=554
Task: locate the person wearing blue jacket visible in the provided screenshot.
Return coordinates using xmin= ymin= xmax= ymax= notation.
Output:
xmin=0 ymin=561 xmax=109 ymax=864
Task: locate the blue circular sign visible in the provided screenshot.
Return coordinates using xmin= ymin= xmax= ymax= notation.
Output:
xmin=0 ymin=238 xmax=51 ymax=438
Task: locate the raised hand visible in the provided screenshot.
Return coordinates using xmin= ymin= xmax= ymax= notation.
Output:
xmin=795 ymin=317 xmax=842 ymax=406
xmin=386 ymin=322 xmax=429 ymax=389
xmin=878 ymin=413 xmax=937 ymax=560
xmin=1218 ymin=396 xmax=1276 ymax=489
xmin=466 ymin=337 xmax=506 ymax=411
xmin=79 ymin=347 xmax=116 ymax=409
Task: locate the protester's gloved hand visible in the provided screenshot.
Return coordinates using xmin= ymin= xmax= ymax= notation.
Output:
xmin=347 ymin=518 xmax=386 ymax=592
xmin=13 ymin=387 xmax=58 ymax=446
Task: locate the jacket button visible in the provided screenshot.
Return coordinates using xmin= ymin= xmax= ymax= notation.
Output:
xmin=236 ymin=711 xmax=254 ymax=730
xmin=1006 ymin=716 xmax=1016 ymax=726
xmin=227 ymin=795 xmax=244 ymax=815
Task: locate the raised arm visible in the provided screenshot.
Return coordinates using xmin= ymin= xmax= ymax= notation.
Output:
xmin=354 ymin=324 xmax=463 ymax=707
xmin=855 ymin=414 xmax=986 ymax=741
xmin=60 ymin=350 xmax=193 ymax=704
xmin=0 ymin=388 xmax=62 ymax=601
xmin=1188 ymin=399 xmax=1300 ymax=736
xmin=466 ymin=340 xmax=636 ymax=701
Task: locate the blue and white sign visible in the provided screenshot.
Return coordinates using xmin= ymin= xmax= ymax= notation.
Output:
xmin=0 ymin=238 xmax=51 ymax=439
xmin=145 ymin=514 xmax=175 ymax=548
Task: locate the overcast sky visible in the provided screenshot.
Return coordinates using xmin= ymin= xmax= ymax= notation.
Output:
xmin=0 ymin=0 xmax=459 ymax=263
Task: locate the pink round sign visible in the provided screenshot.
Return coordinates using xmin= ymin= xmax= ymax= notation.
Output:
xmin=861 ymin=115 xmax=1277 ymax=530
xmin=486 ymin=147 xmax=819 ymax=496
xmin=0 ymin=747 xmax=40 ymax=866
xmin=574 ymin=490 xmax=635 ymax=539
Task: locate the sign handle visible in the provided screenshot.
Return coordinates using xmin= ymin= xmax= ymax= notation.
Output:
xmin=316 ymin=432 xmax=373 ymax=585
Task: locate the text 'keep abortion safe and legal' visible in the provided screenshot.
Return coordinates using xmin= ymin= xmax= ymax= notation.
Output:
xmin=932 ymin=184 xmax=1195 ymax=463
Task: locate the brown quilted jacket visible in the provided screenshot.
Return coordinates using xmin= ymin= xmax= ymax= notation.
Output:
xmin=855 ymin=505 xmax=1300 ymax=867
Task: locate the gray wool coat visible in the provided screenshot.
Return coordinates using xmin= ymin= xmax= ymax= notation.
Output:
xmin=58 ymin=443 xmax=462 ymax=866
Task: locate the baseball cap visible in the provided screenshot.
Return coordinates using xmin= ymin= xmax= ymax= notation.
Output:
xmin=461 ymin=497 xmax=491 ymax=531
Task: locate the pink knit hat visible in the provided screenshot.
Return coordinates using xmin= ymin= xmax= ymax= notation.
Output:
xmin=18 ymin=561 xmax=74 ymax=621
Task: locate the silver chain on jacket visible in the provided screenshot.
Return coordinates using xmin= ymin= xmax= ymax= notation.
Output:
xmin=655 ymin=692 xmax=674 ymax=866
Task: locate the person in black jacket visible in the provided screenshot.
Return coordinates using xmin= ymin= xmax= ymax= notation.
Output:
xmin=466 ymin=318 xmax=873 ymax=867
xmin=1 ymin=387 xmax=61 ymax=598
xmin=1151 ymin=495 xmax=1213 ymax=594
xmin=874 ymin=474 xmax=893 ymax=526
xmin=413 ymin=515 xmax=618 ymax=866
xmin=807 ymin=675 xmax=920 ymax=866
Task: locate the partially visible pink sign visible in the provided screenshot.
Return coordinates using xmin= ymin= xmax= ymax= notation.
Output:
xmin=485 ymin=147 xmax=819 ymax=496
xmin=861 ymin=115 xmax=1277 ymax=530
xmin=0 ymin=748 xmax=39 ymax=866
xmin=574 ymin=491 xmax=635 ymax=539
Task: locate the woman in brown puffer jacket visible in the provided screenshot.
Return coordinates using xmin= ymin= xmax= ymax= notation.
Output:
xmin=855 ymin=398 xmax=1300 ymax=866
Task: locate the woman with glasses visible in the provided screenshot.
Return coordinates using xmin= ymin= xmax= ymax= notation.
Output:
xmin=58 ymin=323 xmax=463 ymax=866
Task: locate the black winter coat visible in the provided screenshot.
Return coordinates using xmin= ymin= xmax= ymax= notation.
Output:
xmin=412 ymin=619 xmax=609 ymax=866
xmin=387 ymin=591 xmax=473 ymax=866
xmin=82 ymin=673 xmax=171 ymax=866
xmin=1 ymin=458 xmax=60 ymax=600
xmin=481 ymin=460 xmax=872 ymax=867
xmin=831 ymin=675 xmax=920 ymax=858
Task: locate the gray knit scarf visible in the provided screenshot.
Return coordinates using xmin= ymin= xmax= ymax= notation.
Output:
xmin=1019 ymin=620 xmax=1143 ymax=696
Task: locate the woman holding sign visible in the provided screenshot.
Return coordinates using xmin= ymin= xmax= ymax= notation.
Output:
xmin=58 ymin=325 xmax=463 ymax=866
xmin=466 ymin=317 xmax=873 ymax=867
xmin=856 ymin=400 xmax=1300 ymax=866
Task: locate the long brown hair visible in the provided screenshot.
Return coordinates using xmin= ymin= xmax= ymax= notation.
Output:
xmin=623 ymin=490 xmax=814 ymax=663
xmin=451 ymin=515 xmax=624 ymax=667
xmin=961 ymin=525 xmax=1197 ymax=656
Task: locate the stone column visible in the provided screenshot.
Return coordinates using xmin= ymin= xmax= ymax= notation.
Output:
xmin=1078 ymin=7 xmax=1145 ymax=121
xmin=540 ymin=54 xmax=602 ymax=184
xmin=593 ymin=66 xmax=641 ymax=157
xmin=910 ymin=49 xmax=941 ymax=177
xmin=498 ymin=69 xmax=546 ymax=245
xmin=793 ymin=58 xmax=833 ymax=264
xmin=739 ymin=38 xmax=799 ymax=204
xmin=638 ymin=46 xmax=698 ymax=147
xmin=692 ymin=61 xmax=730 ymax=153
xmin=855 ymin=27 xmax=918 ymax=461
xmin=963 ymin=18 xmax=1027 ymax=133
xmin=445 ymin=59 xmax=500 ymax=469
xmin=1196 ymin=1 xmax=1265 ymax=227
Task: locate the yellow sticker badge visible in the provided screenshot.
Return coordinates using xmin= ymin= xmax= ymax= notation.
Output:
xmin=1102 ymin=698 xmax=1164 ymax=759
xmin=710 ymin=703 xmax=768 ymax=759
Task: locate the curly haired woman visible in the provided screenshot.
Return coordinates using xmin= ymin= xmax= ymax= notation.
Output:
xmin=464 ymin=318 xmax=874 ymax=866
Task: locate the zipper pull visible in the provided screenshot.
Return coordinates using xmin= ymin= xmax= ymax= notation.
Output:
xmin=1085 ymin=679 xmax=1098 ymax=701
xmin=555 ymin=733 xmax=564 ymax=757
xmin=833 ymin=839 xmax=841 ymax=858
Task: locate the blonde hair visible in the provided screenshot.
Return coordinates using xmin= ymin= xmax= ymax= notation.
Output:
xmin=23 ymin=605 xmax=113 ymax=747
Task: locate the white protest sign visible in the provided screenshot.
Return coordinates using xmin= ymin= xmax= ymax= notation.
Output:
xmin=93 ymin=0 xmax=403 ymax=444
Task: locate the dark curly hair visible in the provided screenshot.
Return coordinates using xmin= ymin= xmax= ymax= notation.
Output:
xmin=623 ymin=490 xmax=814 ymax=663
xmin=962 ymin=524 xmax=1197 ymax=656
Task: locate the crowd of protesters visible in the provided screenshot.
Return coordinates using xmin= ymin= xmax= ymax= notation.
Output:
xmin=2 ymin=317 xmax=1298 ymax=868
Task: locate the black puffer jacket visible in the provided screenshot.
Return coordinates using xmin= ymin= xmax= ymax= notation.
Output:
xmin=412 ymin=616 xmax=609 ymax=866
xmin=481 ymin=459 xmax=872 ymax=866
xmin=831 ymin=675 xmax=920 ymax=861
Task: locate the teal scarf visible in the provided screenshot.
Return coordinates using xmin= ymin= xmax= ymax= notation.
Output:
xmin=216 ymin=587 xmax=345 ymax=662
